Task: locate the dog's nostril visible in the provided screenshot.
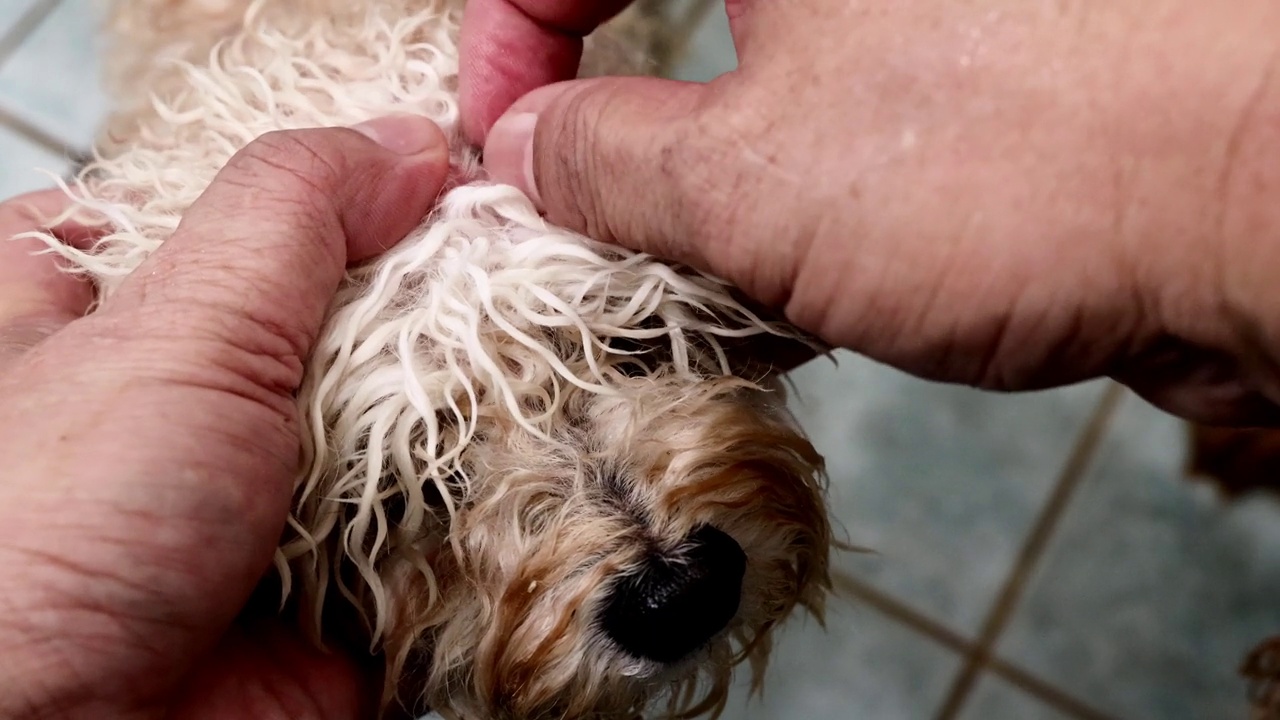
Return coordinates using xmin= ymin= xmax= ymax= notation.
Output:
xmin=600 ymin=525 xmax=747 ymax=664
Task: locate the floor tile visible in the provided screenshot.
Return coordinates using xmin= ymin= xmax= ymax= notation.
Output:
xmin=0 ymin=0 xmax=45 ymax=45
xmin=668 ymin=0 xmax=736 ymax=82
xmin=0 ymin=0 xmax=109 ymax=151
xmin=0 ymin=123 xmax=71 ymax=198
xmin=996 ymin=391 xmax=1280 ymax=720
xmin=783 ymin=351 xmax=1107 ymax=636
xmin=718 ymin=597 xmax=961 ymax=720
xmin=955 ymin=673 xmax=1076 ymax=720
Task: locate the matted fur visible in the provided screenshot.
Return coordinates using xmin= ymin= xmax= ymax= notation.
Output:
xmin=20 ymin=1 xmax=837 ymax=718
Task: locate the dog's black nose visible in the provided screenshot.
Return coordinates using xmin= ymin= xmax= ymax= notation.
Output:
xmin=600 ymin=525 xmax=747 ymax=663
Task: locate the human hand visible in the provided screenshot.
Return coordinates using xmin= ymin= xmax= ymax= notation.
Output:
xmin=0 ymin=115 xmax=449 ymax=718
xmin=478 ymin=0 xmax=1280 ymax=426
xmin=458 ymin=0 xmax=636 ymax=144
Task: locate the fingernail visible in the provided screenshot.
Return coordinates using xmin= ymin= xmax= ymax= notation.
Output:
xmin=483 ymin=111 xmax=540 ymax=206
xmin=350 ymin=114 xmax=446 ymax=156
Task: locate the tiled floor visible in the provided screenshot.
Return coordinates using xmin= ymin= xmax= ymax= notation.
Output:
xmin=3 ymin=1 xmax=1278 ymax=719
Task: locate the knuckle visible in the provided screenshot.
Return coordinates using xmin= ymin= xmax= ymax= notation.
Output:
xmin=0 ymin=314 xmax=65 ymax=363
xmin=669 ymin=102 xmax=777 ymax=274
xmin=536 ymin=83 xmax=729 ymax=263
xmin=191 ymin=309 xmax=309 ymax=401
xmin=669 ymin=111 xmax=737 ymax=238
xmin=223 ymin=130 xmax=346 ymax=220
xmin=537 ymin=87 xmax=611 ymax=238
xmin=97 ymin=300 xmax=306 ymax=410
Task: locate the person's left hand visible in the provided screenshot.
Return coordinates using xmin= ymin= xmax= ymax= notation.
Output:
xmin=0 ymin=115 xmax=449 ymax=719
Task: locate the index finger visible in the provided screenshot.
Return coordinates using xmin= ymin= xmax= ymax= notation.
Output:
xmin=459 ymin=0 xmax=634 ymax=144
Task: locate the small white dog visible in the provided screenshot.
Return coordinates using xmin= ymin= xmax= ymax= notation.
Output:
xmin=29 ymin=1 xmax=839 ymax=718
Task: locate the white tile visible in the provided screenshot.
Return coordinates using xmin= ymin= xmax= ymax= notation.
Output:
xmin=669 ymin=0 xmax=737 ymax=82
xmin=784 ymin=352 xmax=1107 ymax=635
xmin=0 ymin=0 xmax=45 ymax=44
xmin=956 ymin=674 xmax=1076 ymax=720
xmin=0 ymin=0 xmax=108 ymax=150
xmin=719 ymin=599 xmax=961 ymax=719
xmin=997 ymin=392 xmax=1280 ymax=719
xmin=0 ymin=124 xmax=71 ymax=198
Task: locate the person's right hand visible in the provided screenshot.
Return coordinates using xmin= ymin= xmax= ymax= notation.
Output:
xmin=479 ymin=0 xmax=1280 ymax=426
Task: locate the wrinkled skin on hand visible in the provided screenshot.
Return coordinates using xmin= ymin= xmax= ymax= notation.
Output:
xmin=468 ymin=0 xmax=1280 ymax=426
xmin=0 ymin=116 xmax=450 ymax=720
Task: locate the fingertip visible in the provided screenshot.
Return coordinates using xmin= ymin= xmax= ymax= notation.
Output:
xmin=460 ymin=99 xmax=489 ymax=147
xmin=482 ymin=76 xmax=705 ymax=257
xmin=458 ymin=0 xmax=586 ymax=144
xmin=349 ymin=113 xmax=450 ymax=159
xmin=109 ymin=118 xmax=455 ymax=328
xmin=342 ymin=115 xmax=453 ymax=263
xmin=483 ymin=111 xmax=540 ymax=205
xmin=481 ymin=81 xmax=581 ymax=203
xmin=459 ymin=44 xmax=582 ymax=147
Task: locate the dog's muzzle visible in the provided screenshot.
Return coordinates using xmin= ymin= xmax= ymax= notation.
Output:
xmin=599 ymin=525 xmax=747 ymax=664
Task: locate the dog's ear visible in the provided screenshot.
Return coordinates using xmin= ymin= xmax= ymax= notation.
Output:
xmin=715 ymin=332 xmax=829 ymax=379
xmin=1185 ymin=422 xmax=1280 ymax=498
xmin=696 ymin=289 xmax=829 ymax=380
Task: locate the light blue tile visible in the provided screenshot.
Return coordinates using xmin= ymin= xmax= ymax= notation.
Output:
xmin=0 ymin=0 xmax=108 ymax=150
xmin=955 ymin=674 xmax=1075 ymax=720
xmin=649 ymin=0 xmax=699 ymax=20
xmin=997 ymin=392 xmax=1280 ymax=720
xmin=719 ymin=598 xmax=961 ymax=720
xmin=669 ymin=0 xmax=736 ymax=82
xmin=783 ymin=351 xmax=1107 ymax=636
xmin=0 ymin=0 xmax=45 ymax=43
xmin=0 ymin=125 xmax=71 ymax=198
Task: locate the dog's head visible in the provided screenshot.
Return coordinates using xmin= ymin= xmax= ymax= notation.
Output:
xmin=392 ymin=373 xmax=830 ymax=719
xmin=81 ymin=0 xmax=835 ymax=716
xmin=277 ymin=187 xmax=833 ymax=719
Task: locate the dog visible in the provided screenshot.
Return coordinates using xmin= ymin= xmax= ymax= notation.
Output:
xmin=29 ymin=1 xmax=839 ymax=718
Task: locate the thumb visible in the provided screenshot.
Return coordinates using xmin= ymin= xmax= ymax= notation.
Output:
xmin=482 ymin=78 xmax=708 ymax=262
xmin=99 ymin=114 xmax=450 ymax=384
xmin=0 ymin=116 xmax=451 ymax=718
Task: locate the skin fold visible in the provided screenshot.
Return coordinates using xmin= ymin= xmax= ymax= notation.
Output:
xmin=475 ymin=0 xmax=1280 ymax=426
xmin=0 ymin=118 xmax=450 ymax=719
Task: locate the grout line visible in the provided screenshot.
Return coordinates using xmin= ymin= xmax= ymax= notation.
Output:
xmin=835 ymin=574 xmax=1120 ymax=720
xmin=0 ymin=102 xmax=83 ymax=159
xmin=0 ymin=0 xmax=86 ymax=161
xmin=984 ymin=657 xmax=1121 ymax=720
xmin=833 ymin=573 xmax=975 ymax=657
xmin=0 ymin=0 xmax=61 ymax=68
xmin=931 ymin=381 xmax=1127 ymax=720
